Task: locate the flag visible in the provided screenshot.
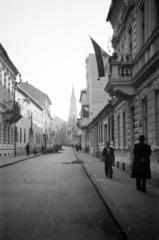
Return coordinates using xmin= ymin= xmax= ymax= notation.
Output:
xmin=90 ymin=36 xmax=108 ymax=79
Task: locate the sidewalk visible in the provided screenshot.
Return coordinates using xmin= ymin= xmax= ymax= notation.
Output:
xmin=0 ymin=153 xmax=41 ymax=168
xmin=75 ymin=151 xmax=159 ymax=240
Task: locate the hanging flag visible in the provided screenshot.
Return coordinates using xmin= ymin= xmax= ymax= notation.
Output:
xmin=89 ymin=36 xmax=108 ymax=79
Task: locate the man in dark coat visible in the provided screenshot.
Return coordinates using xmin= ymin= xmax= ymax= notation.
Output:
xmin=102 ymin=142 xmax=115 ymax=178
xmin=131 ymin=135 xmax=151 ymax=192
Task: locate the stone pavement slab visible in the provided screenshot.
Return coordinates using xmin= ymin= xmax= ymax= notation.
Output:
xmin=75 ymin=151 xmax=159 ymax=240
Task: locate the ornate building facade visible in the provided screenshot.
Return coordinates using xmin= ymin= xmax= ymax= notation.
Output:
xmin=0 ymin=43 xmax=21 ymax=157
xmin=105 ymin=0 xmax=159 ymax=169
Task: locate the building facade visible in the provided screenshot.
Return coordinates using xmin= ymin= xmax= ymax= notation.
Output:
xmin=18 ymin=81 xmax=54 ymax=151
xmin=79 ymin=89 xmax=90 ymax=151
xmin=79 ymin=53 xmax=110 ymax=152
xmin=0 ymin=43 xmax=21 ymax=157
xmin=105 ymin=0 xmax=159 ymax=170
xmin=86 ymin=54 xmax=109 ymax=120
xmin=15 ymin=84 xmax=44 ymax=155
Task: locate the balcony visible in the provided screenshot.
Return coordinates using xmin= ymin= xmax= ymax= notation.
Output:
xmin=105 ymin=54 xmax=135 ymax=99
xmin=2 ymin=101 xmax=22 ymax=125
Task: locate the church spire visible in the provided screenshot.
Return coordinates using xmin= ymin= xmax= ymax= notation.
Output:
xmin=68 ymin=86 xmax=77 ymax=124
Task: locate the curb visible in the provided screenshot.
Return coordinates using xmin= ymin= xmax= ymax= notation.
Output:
xmin=0 ymin=154 xmax=42 ymax=168
xmin=82 ymin=163 xmax=140 ymax=240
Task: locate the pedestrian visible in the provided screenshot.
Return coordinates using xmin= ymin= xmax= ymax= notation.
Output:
xmin=25 ymin=142 xmax=30 ymax=156
xmin=102 ymin=141 xmax=115 ymax=178
xmin=131 ymin=135 xmax=151 ymax=192
xmin=41 ymin=145 xmax=44 ymax=153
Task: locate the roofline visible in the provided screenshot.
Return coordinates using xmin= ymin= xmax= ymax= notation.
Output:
xmin=19 ymin=81 xmax=52 ymax=106
xmin=17 ymin=84 xmax=44 ymax=111
xmin=0 ymin=43 xmax=19 ymax=75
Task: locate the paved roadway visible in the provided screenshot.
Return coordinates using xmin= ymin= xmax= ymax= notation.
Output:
xmin=0 ymin=147 xmax=126 ymax=240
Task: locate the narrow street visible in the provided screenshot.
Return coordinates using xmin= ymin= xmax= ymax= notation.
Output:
xmin=0 ymin=147 xmax=126 ymax=240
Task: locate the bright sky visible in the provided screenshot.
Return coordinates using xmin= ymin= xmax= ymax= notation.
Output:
xmin=0 ymin=0 xmax=112 ymax=121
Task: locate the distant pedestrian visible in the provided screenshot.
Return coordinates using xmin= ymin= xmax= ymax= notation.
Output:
xmin=41 ymin=145 xmax=44 ymax=153
xmin=25 ymin=142 xmax=30 ymax=156
xmin=75 ymin=144 xmax=79 ymax=151
xmin=102 ymin=142 xmax=115 ymax=178
xmin=131 ymin=135 xmax=151 ymax=192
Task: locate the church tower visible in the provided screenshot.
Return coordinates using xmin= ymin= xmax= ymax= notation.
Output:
xmin=68 ymin=86 xmax=77 ymax=125
xmin=67 ymin=86 xmax=78 ymax=145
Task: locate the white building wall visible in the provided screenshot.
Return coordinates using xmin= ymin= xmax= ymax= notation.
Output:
xmin=86 ymin=54 xmax=109 ymax=120
xmin=15 ymin=90 xmax=44 ymax=155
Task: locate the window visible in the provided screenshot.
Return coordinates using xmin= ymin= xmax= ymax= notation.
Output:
xmin=24 ymin=129 xmax=26 ymax=143
xmin=155 ymin=91 xmax=159 ymax=145
xmin=122 ymin=111 xmax=126 ymax=147
xmin=140 ymin=3 xmax=145 ymax=46
xmin=8 ymin=126 xmax=10 ymax=144
xmin=98 ymin=124 xmax=100 ymax=143
xmin=156 ymin=0 xmax=159 ymax=26
xmin=142 ymin=97 xmax=148 ymax=140
xmin=4 ymin=125 xmax=7 ymax=143
xmin=15 ymin=127 xmax=18 ymax=142
xmin=104 ymin=124 xmax=108 ymax=144
xmin=128 ymin=27 xmax=132 ymax=59
xmin=117 ymin=115 xmax=121 ymax=148
xmin=101 ymin=123 xmax=103 ymax=143
xmin=11 ymin=127 xmax=14 ymax=144
xmin=20 ymin=128 xmax=22 ymax=142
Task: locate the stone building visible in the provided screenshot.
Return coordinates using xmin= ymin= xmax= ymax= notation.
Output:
xmin=0 ymin=43 xmax=21 ymax=157
xmin=18 ymin=81 xmax=54 ymax=151
xmin=105 ymin=0 xmax=159 ymax=170
xmin=15 ymin=83 xmax=44 ymax=155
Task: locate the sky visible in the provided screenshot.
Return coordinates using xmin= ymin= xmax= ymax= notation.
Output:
xmin=0 ymin=0 xmax=113 ymax=121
